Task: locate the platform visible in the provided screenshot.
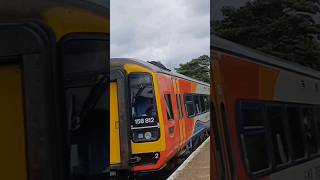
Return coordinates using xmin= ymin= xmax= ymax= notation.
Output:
xmin=167 ymin=138 xmax=210 ymax=180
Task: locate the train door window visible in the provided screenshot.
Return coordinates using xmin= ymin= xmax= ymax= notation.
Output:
xmin=179 ymin=94 xmax=184 ymax=118
xmin=129 ymin=73 xmax=157 ymax=118
xmin=61 ymin=37 xmax=108 ymax=179
xmin=301 ymin=107 xmax=318 ymax=155
xmin=164 ymin=94 xmax=174 ymax=120
xmin=239 ymin=101 xmax=271 ymax=174
xmin=194 ymin=95 xmax=201 ymax=114
xmin=185 ymin=94 xmax=195 ymax=117
xmin=176 ymin=94 xmax=183 ymax=119
xmin=266 ymin=105 xmax=289 ymax=166
xmin=286 ymin=106 xmax=306 ymax=160
xmin=199 ymin=95 xmax=206 ymax=113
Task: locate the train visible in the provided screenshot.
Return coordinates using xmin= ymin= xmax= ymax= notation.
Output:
xmin=0 ymin=0 xmax=109 ymax=180
xmin=110 ymin=58 xmax=210 ymax=178
xmin=210 ymin=36 xmax=320 ymax=180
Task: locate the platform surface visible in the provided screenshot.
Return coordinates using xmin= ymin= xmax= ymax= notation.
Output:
xmin=167 ymin=138 xmax=210 ymax=180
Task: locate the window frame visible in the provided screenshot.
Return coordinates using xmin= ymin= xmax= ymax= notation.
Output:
xmin=194 ymin=94 xmax=201 ymax=115
xmin=184 ymin=94 xmax=196 ymax=118
xmin=204 ymin=95 xmax=210 ymax=112
xmin=285 ymin=104 xmax=308 ymax=163
xmin=237 ymin=100 xmax=272 ymax=177
xmin=128 ymin=72 xmax=161 ymax=143
xmin=265 ymin=103 xmax=292 ymax=169
xmin=128 ymin=72 xmax=159 ymax=121
xmin=199 ymin=95 xmax=206 ymax=113
xmin=237 ymin=100 xmax=320 ymax=179
xmin=164 ymin=93 xmax=175 ymax=121
xmin=301 ymin=105 xmax=319 ymax=157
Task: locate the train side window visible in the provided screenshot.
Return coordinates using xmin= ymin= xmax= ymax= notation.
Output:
xmin=266 ymin=105 xmax=289 ymax=166
xmin=241 ymin=133 xmax=270 ymax=173
xmin=199 ymin=95 xmax=206 ymax=113
xmin=176 ymin=94 xmax=183 ymax=119
xmin=194 ymin=95 xmax=201 ymax=114
xmin=287 ymin=106 xmax=306 ymax=160
xmin=239 ymin=101 xmax=271 ymax=174
xmin=185 ymin=94 xmax=195 ymax=117
xmin=164 ymin=94 xmax=174 ymax=120
xmin=302 ymin=107 xmax=318 ymax=155
xmin=241 ymin=103 xmax=264 ymax=128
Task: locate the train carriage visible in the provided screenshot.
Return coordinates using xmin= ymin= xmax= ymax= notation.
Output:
xmin=210 ymin=36 xmax=320 ymax=180
xmin=0 ymin=1 xmax=109 ymax=180
xmin=110 ymin=58 xmax=210 ymax=177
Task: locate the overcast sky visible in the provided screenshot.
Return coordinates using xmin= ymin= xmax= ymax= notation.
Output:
xmin=111 ymin=0 xmax=210 ymax=69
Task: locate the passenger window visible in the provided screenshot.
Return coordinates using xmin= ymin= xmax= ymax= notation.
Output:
xmin=200 ymin=95 xmax=206 ymax=113
xmin=287 ymin=107 xmax=305 ymax=160
xmin=266 ymin=105 xmax=289 ymax=165
xmin=194 ymin=95 xmax=201 ymax=114
xmin=241 ymin=103 xmax=264 ymax=128
xmin=164 ymin=94 xmax=174 ymax=120
xmin=129 ymin=73 xmax=156 ymax=119
xmin=185 ymin=94 xmax=195 ymax=117
xmin=240 ymin=102 xmax=270 ymax=173
xmin=242 ymin=133 xmax=270 ymax=173
xmin=302 ymin=108 xmax=318 ymax=155
xmin=68 ymin=86 xmax=108 ymax=176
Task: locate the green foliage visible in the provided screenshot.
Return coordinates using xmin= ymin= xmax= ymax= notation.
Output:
xmin=213 ymin=0 xmax=320 ymax=70
xmin=175 ymin=55 xmax=210 ymax=83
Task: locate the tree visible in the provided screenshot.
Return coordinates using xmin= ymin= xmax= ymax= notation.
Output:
xmin=175 ymin=55 xmax=210 ymax=83
xmin=213 ymin=0 xmax=320 ymax=71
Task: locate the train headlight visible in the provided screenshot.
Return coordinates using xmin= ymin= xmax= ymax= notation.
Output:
xmin=132 ymin=128 xmax=160 ymax=143
xmin=144 ymin=132 xmax=152 ymax=140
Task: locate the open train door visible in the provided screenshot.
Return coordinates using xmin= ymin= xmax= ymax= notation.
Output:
xmin=0 ymin=22 xmax=64 ymax=180
xmin=110 ymin=68 xmax=131 ymax=178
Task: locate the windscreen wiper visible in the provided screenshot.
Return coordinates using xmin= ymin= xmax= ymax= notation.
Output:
xmin=71 ymin=74 xmax=107 ymax=131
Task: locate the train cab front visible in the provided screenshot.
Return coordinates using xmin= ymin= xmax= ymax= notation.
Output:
xmin=110 ymin=59 xmax=167 ymax=177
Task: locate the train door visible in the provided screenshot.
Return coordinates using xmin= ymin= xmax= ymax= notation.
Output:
xmin=0 ymin=22 xmax=64 ymax=180
xmin=211 ymin=53 xmax=234 ymax=180
xmin=210 ymin=102 xmax=226 ymax=180
xmin=60 ymin=35 xmax=109 ymax=179
xmin=0 ymin=63 xmax=26 ymax=180
xmin=173 ymin=78 xmax=185 ymax=148
xmin=167 ymin=77 xmax=181 ymax=151
xmin=110 ymin=68 xmax=131 ymax=176
xmin=110 ymin=81 xmax=121 ymax=167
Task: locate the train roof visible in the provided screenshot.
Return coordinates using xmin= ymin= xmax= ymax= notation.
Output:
xmin=0 ymin=0 xmax=108 ymax=18
xmin=111 ymin=58 xmax=210 ymax=87
xmin=211 ymin=35 xmax=320 ymax=80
